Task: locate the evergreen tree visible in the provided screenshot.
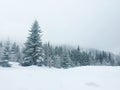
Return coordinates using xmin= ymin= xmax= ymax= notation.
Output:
xmin=0 ymin=41 xmax=11 ymax=67
xmin=0 ymin=42 xmax=3 ymax=61
xmin=53 ymin=55 xmax=62 ymax=68
xmin=22 ymin=20 xmax=44 ymax=66
xmin=0 ymin=42 xmax=3 ymax=47
xmin=61 ymin=49 xmax=72 ymax=68
xmin=43 ymin=42 xmax=53 ymax=66
xmin=10 ymin=42 xmax=18 ymax=62
xmin=15 ymin=45 xmax=22 ymax=62
xmin=107 ymin=53 xmax=114 ymax=66
xmin=47 ymin=57 xmax=54 ymax=68
xmin=70 ymin=46 xmax=81 ymax=66
xmin=76 ymin=46 xmax=82 ymax=66
xmin=79 ymin=51 xmax=89 ymax=66
xmin=11 ymin=43 xmax=21 ymax=62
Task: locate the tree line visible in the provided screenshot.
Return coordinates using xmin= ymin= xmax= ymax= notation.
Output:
xmin=0 ymin=20 xmax=120 ymax=68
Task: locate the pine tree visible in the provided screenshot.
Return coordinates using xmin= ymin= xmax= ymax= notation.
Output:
xmin=10 ymin=42 xmax=17 ymax=62
xmin=0 ymin=42 xmax=3 ymax=61
xmin=53 ymin=55 xmax=62 ymax=68
xmin=22 ymin=20 xmax=44 ymax=66
xmin=70 ymin=47 xmax=81 ymax=66
xmin=61 ymin=49 xmax=72 ymax=68
xmin=43 ymin=42 xmax=53 ymax=66
xmin=10 ymin=42 xmax=21 ymax=62
xmin=0 ymin=41 xmax=11 ymax=67
xmin=15 ymin=45 xmax=22 ymax=62
xmin=0 ymin=42 xmax=3 ymax=47
xmin=107 ymin=53 xmax=114 ymax=66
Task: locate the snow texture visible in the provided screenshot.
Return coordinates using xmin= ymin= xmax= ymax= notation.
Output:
xmin=0 ymin=62 xmax=120 ymax=90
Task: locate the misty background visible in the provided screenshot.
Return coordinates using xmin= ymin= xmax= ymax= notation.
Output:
xmin=0 ymin=0 xmax=120 ymax=54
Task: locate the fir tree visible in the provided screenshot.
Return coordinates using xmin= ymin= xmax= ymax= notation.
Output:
xmin=10 ymin=42 xmax=17 ymax=62
xmin=15 ymin=45 xmax=22 ymax=62
xmin=0 ymin=42 xmax=3 ymax=61
xmin=61 ymin=49 xmax=72 ymax=68
xmin=0 ymin=42 xmax=3 ymax=47
xmin=43 ymin=42 xmax=53 ymax=66
xmin=0 ymin=41 xmax=11 ymax=67
xmin=70 ymin=47 xmax=81 ymax=66
xmin=53 ymin=55 xmax=62 ymax=68
xmin=22 ymin=20 xmax=44 ymax=66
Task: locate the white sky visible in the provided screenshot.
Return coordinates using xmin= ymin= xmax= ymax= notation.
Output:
xmin=0 ymin=0 xmax=120 ymax=54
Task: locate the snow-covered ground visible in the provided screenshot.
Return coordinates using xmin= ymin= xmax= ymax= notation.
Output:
xmin=0 ymin=63 xmax=120 ymax=90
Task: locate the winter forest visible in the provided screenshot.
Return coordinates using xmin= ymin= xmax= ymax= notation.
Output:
xmin=1 ymin=0 xmax=120 ymax=90
xmin=0 ymin=20 xmax=120 ymax=68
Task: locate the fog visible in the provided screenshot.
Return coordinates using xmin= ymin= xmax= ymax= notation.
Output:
xmin=0 ymin=0 xmax=120 ymax=54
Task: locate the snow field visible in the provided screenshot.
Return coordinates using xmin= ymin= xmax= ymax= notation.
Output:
xmin=0 ymin=63 xmax=120 ymax=90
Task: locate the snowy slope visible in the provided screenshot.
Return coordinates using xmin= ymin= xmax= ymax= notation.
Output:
xmin=0 ymin=63 xmax=120 ymax=90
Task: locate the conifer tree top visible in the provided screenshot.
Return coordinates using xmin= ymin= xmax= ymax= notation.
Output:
xmin=30 ymin=20 xmax=41 ymax=33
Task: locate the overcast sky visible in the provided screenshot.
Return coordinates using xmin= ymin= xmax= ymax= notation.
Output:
xmin=0 ymin=0 xmax=120 ymax=54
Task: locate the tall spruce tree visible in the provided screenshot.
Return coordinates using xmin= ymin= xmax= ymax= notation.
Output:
xmin=22 ymin=20 xmax=44 ymax=66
